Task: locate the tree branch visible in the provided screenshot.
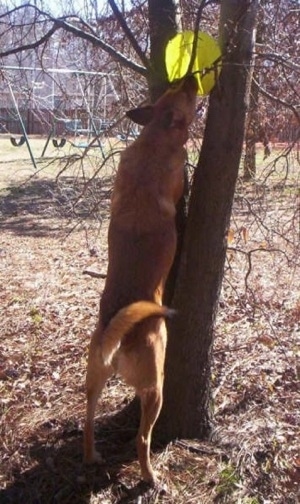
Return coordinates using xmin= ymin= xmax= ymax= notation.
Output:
xmin=257 ymin=51 xmax=300 ymax=74
xmin=227 ymin=247 xmax=290 ymax=291
xmin=0 ymin=24 xmax=57 ymax=58
xmin=108 ymin=0 xmax=149 ymax=70
xmin=0 ymin=4 xmax=147 ymax=77
xmin=54 ymin=17 xmax=147 ymax=76
xmin=255 ymin=77 xmax=300 ymax=125
xmin=187 ymin=0 xmax=207 ymax=76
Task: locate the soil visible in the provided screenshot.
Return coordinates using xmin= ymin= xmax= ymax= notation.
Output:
xmin=0 ymin=137 xmax=299 ymax=503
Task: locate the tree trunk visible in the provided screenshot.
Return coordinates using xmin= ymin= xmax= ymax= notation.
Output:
xmin=148 ymin=0 xmax=178 ymax=100
xmin=244 ymin=17 xmax=269 ymax=179
xmin=158 ymin=0 xmax=258 ymax=441
xmin=148 ymin=0 xmax=189 ymax=307
xmin=244 ymin=77 xmax=259 ymax=179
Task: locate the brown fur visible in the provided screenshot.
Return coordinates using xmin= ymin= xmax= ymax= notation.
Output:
xmin=84 ymin=76 xmax=198 ymax=485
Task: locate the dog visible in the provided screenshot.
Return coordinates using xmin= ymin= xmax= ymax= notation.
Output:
xmin=84 ymin=75 xmax=198 ymax=486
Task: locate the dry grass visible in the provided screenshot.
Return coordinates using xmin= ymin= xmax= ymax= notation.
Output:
xmin=0 ymin=137 xmax=299 ymax=503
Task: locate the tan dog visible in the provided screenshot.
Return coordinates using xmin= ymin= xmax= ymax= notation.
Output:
xmin=84 ymin=76 xmax=198 ymax=486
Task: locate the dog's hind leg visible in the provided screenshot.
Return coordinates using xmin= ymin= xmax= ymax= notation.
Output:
xmin=84 ymin=329 xmax=113 ymax=464
xmin=137 ymin=386 xmax=163 ymax=486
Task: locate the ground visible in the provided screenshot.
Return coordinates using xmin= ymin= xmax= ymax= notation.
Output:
xmin=0 ymin=137 xmax=299 ymax=503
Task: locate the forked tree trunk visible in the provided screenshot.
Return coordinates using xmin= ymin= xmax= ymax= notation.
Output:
xmin=158 ymin=0 xmax=258 ymax=441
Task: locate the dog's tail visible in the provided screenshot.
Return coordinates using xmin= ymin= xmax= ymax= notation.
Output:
xmin=101 ymin=301 xmax=175 ymax=366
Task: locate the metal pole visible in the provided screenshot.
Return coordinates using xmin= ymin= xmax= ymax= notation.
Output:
xmin=8 ymin=81 xmax=37 ymax=170
xmin=76 ymin=75 xmax=105 ymax=157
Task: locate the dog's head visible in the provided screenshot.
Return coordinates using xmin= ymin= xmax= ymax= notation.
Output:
xmin=126 ymin=75 xmax=198 ymax=142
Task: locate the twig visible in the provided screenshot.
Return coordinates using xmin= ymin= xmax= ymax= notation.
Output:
xmin=83 ymin=269 xmax=106 ymax=279
xmin=227 ymin=246 xmax=290 ymax=291
xmin=254 ymin=77 xmax=300 ymax=126
xmin=0 ymin=5 xmax=147 ymax=77
xmin=108 ymin=0 xmax=149 ymax=70
xmin=186 ymin=0 xmax=207 ymax=76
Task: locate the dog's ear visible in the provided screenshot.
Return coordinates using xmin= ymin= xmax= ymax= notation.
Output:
xmin=126 ymin=105 xmax=154 ymax=125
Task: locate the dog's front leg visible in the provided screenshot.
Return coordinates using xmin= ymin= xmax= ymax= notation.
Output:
xmin=84 ymin=328 xmax=113 ymax=464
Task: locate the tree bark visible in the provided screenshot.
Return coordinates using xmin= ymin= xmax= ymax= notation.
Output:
xmin=148 ymin=0 xmax=178 ymax=100
xmin=158 ymin=0 xmax=258 ymax=441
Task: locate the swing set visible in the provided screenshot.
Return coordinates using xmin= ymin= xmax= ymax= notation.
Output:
xmin=2 ymin=66 xmax=119 ymax=168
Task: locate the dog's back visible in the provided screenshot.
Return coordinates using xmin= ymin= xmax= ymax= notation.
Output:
xmin=101 ymin=76 xmax=198 ymax=326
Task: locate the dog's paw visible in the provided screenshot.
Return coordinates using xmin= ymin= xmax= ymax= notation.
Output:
xmin=84 ymin=450 xmax=105 ymax=465
xmin=139 ymin=476 xmax=168 ymax=495
xmin=141 ymin=471 xmax=158 ymax=488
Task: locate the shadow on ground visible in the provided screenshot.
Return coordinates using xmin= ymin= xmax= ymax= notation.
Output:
xmin=0 ymin=403 xmax=165 ymax=504
xmin=0 ymin=176 xmax=112 ymax=237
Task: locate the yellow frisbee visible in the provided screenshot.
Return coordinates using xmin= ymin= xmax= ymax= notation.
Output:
xmin=165 ymin=31 xmax=222 ymax=95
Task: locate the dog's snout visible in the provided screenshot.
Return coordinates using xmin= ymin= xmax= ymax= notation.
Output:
xmin=168 ymin=75 xmax=198 ymax=95
xmin=183 ymin=74 xmax=198 ymax=94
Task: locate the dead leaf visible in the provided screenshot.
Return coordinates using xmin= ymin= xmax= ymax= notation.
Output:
xmin=227 ymin=228 xmax=235 ymax=244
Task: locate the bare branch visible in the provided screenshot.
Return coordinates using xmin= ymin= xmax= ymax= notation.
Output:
xmin=227 ymin=247 xmax=290 ymax=292
xmin=54 ymin=17 xmax=147 ymax=76
xmin=187 ymin=0 xmax=207 ymax=76
xmin=255 ymin=77 xmax=300 ymax=126
xmin=0 ymin=24 xmax=57 ymax=58
xmin=0 ymin=4 xmax=147 ymax=77
xmin=108 ymin=0 xmax=149 ymax=70
xmin=257 ymin=51 xmax=300 ymax=74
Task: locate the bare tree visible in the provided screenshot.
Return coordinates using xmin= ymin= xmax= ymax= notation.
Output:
xmin=243 ymin=0 xmax=300 ymax=179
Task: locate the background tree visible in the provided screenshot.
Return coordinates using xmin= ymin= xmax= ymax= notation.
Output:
xmin=243 ymin=17 xmax=270 ymax=180
xmin=243 ymin=0 xmax=300 ymax=179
